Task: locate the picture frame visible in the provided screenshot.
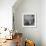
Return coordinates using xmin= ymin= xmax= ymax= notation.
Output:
xmin=22 ymin=13 xmax=36 ymax=27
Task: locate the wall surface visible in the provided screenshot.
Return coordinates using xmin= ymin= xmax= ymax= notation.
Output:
xmin=13 ymin=0 xmax=41 ymax=46
xmin=0 ymin=0 xmax=46 ymax=46
xmin=0 ymin=0 xmax=16 ymax=30
xmin=41 ymin=0 xmax=46 ymax=46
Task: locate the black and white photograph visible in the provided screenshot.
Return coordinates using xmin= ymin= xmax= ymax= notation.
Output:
xmin=22 ymin=13 xmax=36 ymax=27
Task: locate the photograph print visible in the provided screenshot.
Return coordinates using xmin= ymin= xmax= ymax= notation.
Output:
xmin=22 ymin=13 xmax=36 ymax=27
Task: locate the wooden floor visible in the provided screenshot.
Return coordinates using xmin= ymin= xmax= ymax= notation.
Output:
xmin=0 ymin=39 xmax=16 ymax=46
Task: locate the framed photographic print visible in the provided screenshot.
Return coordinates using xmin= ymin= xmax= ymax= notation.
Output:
xmin=22 ymin=13 xmax=36 ymax=27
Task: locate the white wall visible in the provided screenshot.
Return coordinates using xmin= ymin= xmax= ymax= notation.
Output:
xmin=41 ymin=0 xmax=46 ymax=46
xmin=0 ymin=0 xmax=16 ymax=30
xmin=0 ymin=0 xmax=46 ymax=46
xmin=13 ymin=0 xmax=41 ymax=46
